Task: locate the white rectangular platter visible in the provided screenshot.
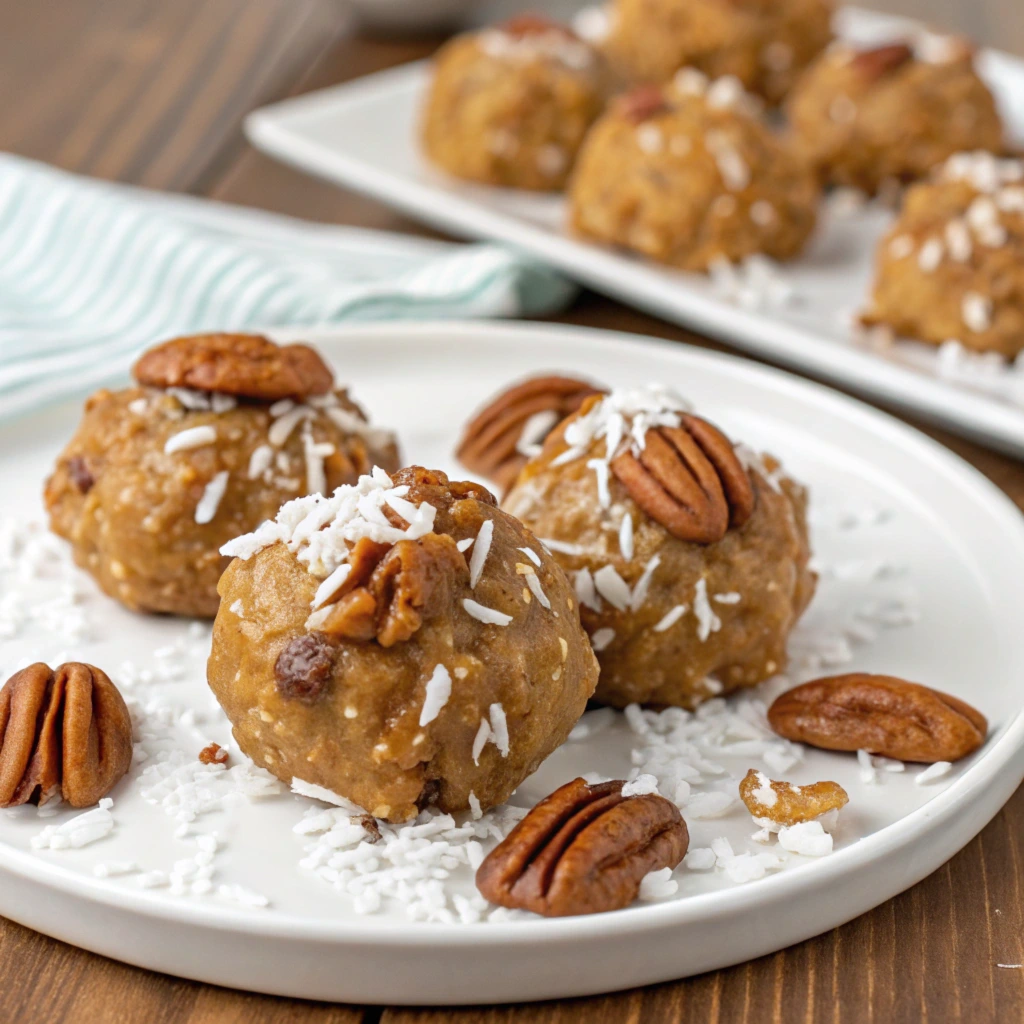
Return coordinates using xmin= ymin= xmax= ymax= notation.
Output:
xmin=246 ymin=7 xmax=1024 ymax=457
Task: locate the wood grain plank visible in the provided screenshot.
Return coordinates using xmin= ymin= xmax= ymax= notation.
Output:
xmin=0 ymin=913 xmax=366 ymax=1024
xmin=0 ymin=0 xmax=341 ymax=191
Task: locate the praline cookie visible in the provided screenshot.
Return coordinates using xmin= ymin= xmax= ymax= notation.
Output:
xmin=502 ymin=385 xmax=816 ymax=709
xmin=786 ymin=35 xmax=1003 ymax=193
xmin=567 ymin=76 xmax=819 ymax=270
xmin=599 ymin=0 xmax=833 ymax=104
xmin=45 ymin=333 xmax=400 ymax=618
xmin=209 ymin=466 xmax=599 ymax=822
xmin=861 ymin=152 xmax=1024 ymax=357
xmin=421 ymin=14 xmax=609 ymax=191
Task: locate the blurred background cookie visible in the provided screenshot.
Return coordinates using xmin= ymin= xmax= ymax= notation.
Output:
xmin=568 ymin=76 xmax=819 ymax=270
xmin=595 ymin=0 xmax=833 ymax=104
xmin=786 ymin=34 xmax=1004 ymax=194
xmin=861 ymin=151 xmax=1024 ymax=357
xmin=421 ymin=13 xmax=610 ymax=190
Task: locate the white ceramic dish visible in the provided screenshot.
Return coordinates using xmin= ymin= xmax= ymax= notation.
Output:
xmin=246 ymin=7 xmax=1024 ymax=459
xmin=1 ymin=321 xmax=1022 ymax=1005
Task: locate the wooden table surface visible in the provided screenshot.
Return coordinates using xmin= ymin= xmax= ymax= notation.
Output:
xmin=2 ymin=1 xmax=1023 ymax=1020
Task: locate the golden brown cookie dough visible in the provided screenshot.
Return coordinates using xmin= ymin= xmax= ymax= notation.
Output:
xmin=786 ymin=36 xmax=1003 ymax=194
xmin=421 ymin=14 xmax=609 ymax=191
xmin=861 ymin=152 xmax=1024 ymax=357
xmin=209 ymin=466 xmax=599 ymax=822
xmin=45 ymin=333 xmax=399 ymax=618
xmin=567 ymin=78 xmax=819 ymax=270
xmin=502 ymin=386 xmax=816 ymax=709
xmin=597 ymin=0 xmax=832 ymax=104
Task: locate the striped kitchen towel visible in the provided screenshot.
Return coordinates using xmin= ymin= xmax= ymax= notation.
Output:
xmin=0 ymin=154 xmax=576 ymax=419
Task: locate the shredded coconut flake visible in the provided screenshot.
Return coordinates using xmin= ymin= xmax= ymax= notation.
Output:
xmin=517 ymin=546 xmax=541 ymax=566
xmin=472 ymin=719 xmax=491 ymax=765
xmin=195 ymin=471 xmax=229 ymax=525
xmin=594 ymin=564 xmax=631 ymax=610
xmin=693 ymin=578 xmax=722 ymax=641
xmin=540 ymin=537 xmax=585 ymax=556
xmin=462 ymin=599 xmax=512 ymax=626
xmin=489 ymin=704 xmax=510 ymax=758
xmin=621 ymin=774 xmax=659 ymax=797
xmin=619 ymin=513 xmax=634 ymax=560
xmin=777 ymin=820 xmax=832 ymax=856
xmin=220 ymin=468 xmax=434 ymax=577
xmin=468 ymin=519 xmax=494 ymax=588
xmin=164 ymin=425 xmax=216 ymax=454
xmin=247 ymin=444 xmax=274 ymax=479
xmin=916 ymin=761 xmax=952 ymax=785
xmin=311 ymin=563 xmax=351 ymax=609
xmin=419 ymin=665 xmax=452 ymax=727
xmin=629 ymin=554 xmax=661 ymax=612
xmin=523 ymin=570 xmax=551 ymax=610
xmin=653 ymin=604 xmax=687 ymax=632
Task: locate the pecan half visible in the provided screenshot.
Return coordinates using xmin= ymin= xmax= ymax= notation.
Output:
xmin=767 ymin=673 xmax=987 ymax=763
xmin=850 ymin=42 xmax=914 ymax=80
xmin=739 ymin=769 xmax=848 ymax=826
xmin=456 ymin=376 xmax=603 ymax=494
xmin=0 ymin=663 xmax=133 ymax=808
xmin=321 ymin=533 xmax=469 ymax=647
xmin=275 ymin=633 xmax=336 ymax=702
xmin=610 ymin=413 xmax=755 ymax=544
xmin=133 ymin=333 xmax=334 ymax=401
xmin=618 ymin=85 xmax=670 ymax=124
xmin=500 ymin=13 xmax=578 ymax=39
xmin=476 ymin=777 xmax=688 ymax=917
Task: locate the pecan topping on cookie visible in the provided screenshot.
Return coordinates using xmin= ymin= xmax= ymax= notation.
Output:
xmin=610 ymin=413 xmax=755 ymax=543
xmin=476 ymin=777 xmax=688 ymax=916
xmin=739 ymin=769 xmax=848 ymax=826
xmin=618 ymin=85 xmax=670 ymax=124
xmin=321 ymin=533 xmax=469 ymax=646
xmin=500 ymin=13 xmax=578 ymax=39
xmin=456 ymin=375 xmax=603 ymax=493
xmin=0 ymin=662 xmax=132 ymax=808
xmin=133 ymin=333 xmax=334 ymax=401
xmin=67 ymin=455 xmax=95 ymax=495
xmin=767 ymin=673 xmax=987 ymax=762
xmin=850 ymin=43 xmax=914 ymax=81
xmin=274 ymin=633 xmax=336 ymax=701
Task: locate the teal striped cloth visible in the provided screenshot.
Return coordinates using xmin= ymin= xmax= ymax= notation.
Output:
xmin=0 ymin=154 xmax=576 ymax=419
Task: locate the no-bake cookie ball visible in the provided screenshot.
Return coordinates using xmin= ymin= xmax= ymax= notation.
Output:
xmin=502 ymin=386 xmax=816 ymax=709
xmin=786 ymin=36 xmax=1004 ymax=194
xmin=568 ymin=77 xmax=819 ymax=270
xmin=45 ymin=333 xmax=399 ymax=618
xmin=861 ymin=152 xmax=1024 ymax=358
xmin=209 ymin=466 xmax=599 ymax=822
xmin=598 ymin=0 xmax=832 ymax=104
xmin=421 ymin=14 xmax=609 ymax=191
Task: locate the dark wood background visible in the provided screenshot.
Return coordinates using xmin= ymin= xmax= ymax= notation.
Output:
xmin=1 ymin=1 xmax=1022 ymax=1020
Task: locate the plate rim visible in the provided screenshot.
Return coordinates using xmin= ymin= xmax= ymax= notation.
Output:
xmin=2 ymin=318 xmax=1023 ymax=949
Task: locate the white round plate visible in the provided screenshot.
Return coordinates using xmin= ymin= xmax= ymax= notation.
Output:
xmin=0 ymin=321 xmax=1022 ymax=1006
